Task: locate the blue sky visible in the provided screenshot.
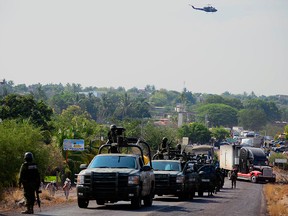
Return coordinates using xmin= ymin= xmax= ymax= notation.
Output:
xmin=0 ymin=0 xmax=287 ymax=96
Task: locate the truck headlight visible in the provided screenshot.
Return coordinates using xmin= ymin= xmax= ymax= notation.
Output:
xmin=77 ymin=175 xmax=85 ymax=185
xmin=176 ymin=176 xmax=185 ymax=183
xmin=128 ymin=176 xmax=140 ymax=185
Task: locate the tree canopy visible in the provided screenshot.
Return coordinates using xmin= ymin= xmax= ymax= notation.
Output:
xmin=196 ymin=103 xmax=238 ymax=128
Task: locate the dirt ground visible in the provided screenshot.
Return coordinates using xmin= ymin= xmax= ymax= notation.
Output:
xmin=263 ymin=167 xmax=288 ymax=216
xmin=0 ymin=186 xmax=77 ymax=214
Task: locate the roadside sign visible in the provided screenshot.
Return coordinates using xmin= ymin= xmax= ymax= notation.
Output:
xmin=63 ymin=139 xmax=85 ymax=151
xmin=275 ymin=158 xmax=287 ymax=163
xmin=182 ymin=137 xmax=189 ymax=145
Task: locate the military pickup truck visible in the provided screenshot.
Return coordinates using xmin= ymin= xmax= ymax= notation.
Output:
xmin=151 ymin=159 xmax=195 ymax=200
xmin=76 ymin=126 xmax=155 ymax=209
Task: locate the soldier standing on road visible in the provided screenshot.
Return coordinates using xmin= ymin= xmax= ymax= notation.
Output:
xmin=230 ymin=168 xmax=238 ymax=189
xmin=19 ymin=152 xmax=41 ymax=214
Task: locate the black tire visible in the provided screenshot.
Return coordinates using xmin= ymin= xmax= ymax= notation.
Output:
xmin=198 ymin=190 xmax=204 ymax=197
xmin=178 ymin=192 xmax=188 ymax=201
xmin=191 ymin=190 xmax=196 ymax=198
xmin=96 ymin=199 xmax=105 ymax=205
xmin=270 ymin=178 xmax=276 ymax=183
xmin=251 ymin=175 xmax=257 ymax=183
xmin=78 ymin=198 xmax=89 ymax=208
xmin=187 ymin=190 xmax=194 ymax=200
xmin=131 ymin=196 xmax=141 ymax=209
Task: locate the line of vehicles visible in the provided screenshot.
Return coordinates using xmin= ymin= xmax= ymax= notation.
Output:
xmin=75 ymin=126 xmax=275 ymax=209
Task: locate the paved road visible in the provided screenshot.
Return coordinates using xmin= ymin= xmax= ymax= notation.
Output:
xmin=4 ymin=178 xmax=267 ymax=216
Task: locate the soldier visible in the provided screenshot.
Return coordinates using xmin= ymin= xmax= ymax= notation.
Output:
xmin=159 ymin=137 xmax=168 ymax=159
xmin=230 ymin=168 xmax=238 ymax=189
xmin=19 ymin=152 xmax=41 ymax=214
xmin=215 ymin=167 xmax=222 ymax=193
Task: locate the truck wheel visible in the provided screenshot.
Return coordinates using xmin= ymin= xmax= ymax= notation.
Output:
xmin=131 ymin=196 xmax=141 ymax=209
xmin=187 ymin=190 xmax=194 ymax=200
xmin=198 ymin=190 xmax=204 ymax=197
xmin=78 ymin=198 xmax=89 ymax=208
xmin=178 ymin=193 xmax=187 ymax=201
xmin=96 ymin=199 xmax=105 ymax=205
xmin=251 ymin=175 xmax=257 ymax=183
xmin=270 ymin=178 xmax=276 ymax=183
xmin=191 ymin=190 xmax=196 ymax=198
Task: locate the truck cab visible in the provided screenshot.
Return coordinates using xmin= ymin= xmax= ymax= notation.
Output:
xmin=237 ymin=147 xmax=276 ymax=183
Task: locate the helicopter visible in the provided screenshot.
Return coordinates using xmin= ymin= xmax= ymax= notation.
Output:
xmin=189 ymin=4 xmax=217 ymax=13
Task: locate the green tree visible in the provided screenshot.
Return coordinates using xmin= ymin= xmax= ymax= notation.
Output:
xmin=149 ymin=89 xmax=169 ymax=107
xmin=196 ymin=103 xmax=238 ymax=127
xmin=211 ymin=127 xmax=231 ymax=141
xmin=204 ymin=94 xmax=243 ymax=110
xmin=284 ymin=125 xmax=288 ymax=140
xmin=238 ymin=109 xmax=267 ymax=131
xmin=0 ymin=120 xmax=54 ymax=196
xmin=50 ymin=91 xmax=76 ymax=113
xmin=141 ymin=121 xmax=178 ymax=151
xmin=53 ymin=105 xmax=101 ymax=159
xmin=243 ymin=99 xmax=280 ymax=122
xmin=178 ymin=122 xmax=211 ymax=144
xmin=0 ymin=94 xmax=53 ymax=143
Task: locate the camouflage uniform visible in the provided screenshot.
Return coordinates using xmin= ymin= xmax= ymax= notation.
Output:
xmin=230 ymin=170 xmax=237 ymax=189
xmin=19 ymin=152 xmax=40 ymax=214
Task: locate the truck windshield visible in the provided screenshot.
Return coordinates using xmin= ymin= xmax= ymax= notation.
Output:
xmin=152 ymin=161 xmax=181 ymax=171
xmin=89 ymin=155 xmax=137 ymax=169
xmin=253 ymin=159 xmax=268 ymax=166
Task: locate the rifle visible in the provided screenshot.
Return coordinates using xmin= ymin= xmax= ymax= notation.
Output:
xmin=36 ymin=190 xmax=42 ymax=211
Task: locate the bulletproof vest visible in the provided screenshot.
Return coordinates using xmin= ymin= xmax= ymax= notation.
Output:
xmin=22 ymin=162 xmax=40 ymax=185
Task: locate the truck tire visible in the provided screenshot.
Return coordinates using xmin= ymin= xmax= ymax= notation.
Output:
xmin=131 ymin=196 xmax=141 ymax=209
xmin=178 ymin=192 xmax=187 ymax=201
xmin=251 ymin=175 xmax=257 ymax=183
xmin=198 ymin=190 xmax=204 ymax=197
xmin=191 ymin=190 xmax=196 ymax=198
xmin=269 ymin=178 xmax=276 ymax=183
xmin=96 ymin=199 xmax=105 ymax=205
xmin=78 ymin=198 xmax=89 ymax=208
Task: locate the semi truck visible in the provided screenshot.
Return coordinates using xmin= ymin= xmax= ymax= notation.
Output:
xmin=220 ymin=144 xmax=276 ymax=183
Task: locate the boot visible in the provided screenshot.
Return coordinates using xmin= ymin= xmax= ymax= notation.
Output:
xmin=21 ymin=206 xmax=33 ymax=214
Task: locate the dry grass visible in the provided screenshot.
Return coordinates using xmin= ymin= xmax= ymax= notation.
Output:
xmin=0 ymin=187 xmax=76 ymax=213
xmin=264 ymin=167 xmax=288 ymax=216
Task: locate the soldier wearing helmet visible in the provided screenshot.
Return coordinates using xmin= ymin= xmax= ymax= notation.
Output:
xmin=19 ymin=152 xmax=40 ymax=214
